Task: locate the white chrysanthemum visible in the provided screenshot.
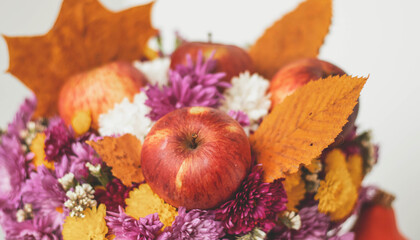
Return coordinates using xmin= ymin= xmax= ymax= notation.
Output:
xmin=98 ymin=92 xmax=153 ymax=142
xmin=133 ymin=57 xmax=170 ymax=87
xmin=221 ymin=71 xmax=271 ymax=130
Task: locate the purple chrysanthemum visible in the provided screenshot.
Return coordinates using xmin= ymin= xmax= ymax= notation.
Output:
xmin=95 ymin=178 xmax=136 ymax=213
xmin=160 ymin=207 xmax=224 ymax=240
xmin=328 ymin=232 xmax=355 ymax=240
xmin=293 ymin=206 xmax=330 ymax=239
xmin=0 ymin=211 xmax=61 ymax=240
xmin=228 ymin=110 xmax=250 ymax=127
xmin=6 ymin=96 xmax=37 ymax=138
xmin=44 ymin=118 xmax=74 ymax=161
xmin=21 ymin=166 xmax=67 ymax=228
xmin=215 ymin=165 xmax=287 ymax=235
xmin=0 ymin=97 xmax=37 ymax=207
xmin=0 ymin=135 xmax=28 ymax=208
xmin=145 ymin=51 xmax=229 ymax=120
xmin=69 ymin=140 xmax=101 ymax=177
xmin=106 ymin=206 xmax=163 ymax=240
xmin=174 ymin=51 xmax=229 ymax=89
xmin=269 ymin=205 xmax=330 ymax=240
xmin=54 ymin=133 xmax=102 ymax=180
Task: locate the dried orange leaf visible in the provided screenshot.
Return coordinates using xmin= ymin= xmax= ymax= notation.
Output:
xmin=4 ymin=0 xmax=157 ymax=117
xmin=87 ymin=134 xmax=144 ymax=186
xmin=249 ymin=0 xmax=332 ymax=79
xmin=250 ymin=75 xmax=367 ymax=182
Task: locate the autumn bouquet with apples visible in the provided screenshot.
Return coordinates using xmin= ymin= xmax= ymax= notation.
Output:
xmin=0 ymin=0 xmax=407 ymax=239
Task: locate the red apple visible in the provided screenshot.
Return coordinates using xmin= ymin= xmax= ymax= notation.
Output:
xmin=141 ymin=106 xmax=252 ymax=210
xmin=170 ymin=42 xmax=254 ymax=84
xmin=269 ymin=58 xmax=358 ymax=145
xmin=270 ymin=58 xmax=346 ymax=105
xmin=58 ymin=61 xmax=148 ymax=130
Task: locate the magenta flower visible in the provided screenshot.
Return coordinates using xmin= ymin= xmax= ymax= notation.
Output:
xmin=54 ymin=133 xmax=102 ymax=181
xmin=6 ymin=96 xmax=37 ymax=137
xmin=44 ymin=118 xmax=74 ymax=162
xmin=145 ymin=51 xmax=229 ymax=120
xmin=21 ymin=166 xmax=67 ymax=228
xmin=69 ymin=139 xmax=101 ymax=177
xmin=228 ymin=110 xmax=250 ymax=127
xmin=0 ymin=135 xmax=28 ymax=208
xmin=0 ymin=211 xmax=61 ymax=240
xmin=271 ymin=205 xmax=330 ymax=240
xmin=173 ymin=51 xmax=229 ymax=89
xmin=95 ymin=178 xmax=136 ymax=213
xmin=0 ymin=97 xmax=37 ymax=207
xmin=215 ymin=165 xmax=287 ymax=235
xmin=329 ymin=232 xmax=355 ymax=240
xmin=106 ymin=206 xmax=163 ymax=240
xmin=161 ymin=207 xmax=224 ymax=240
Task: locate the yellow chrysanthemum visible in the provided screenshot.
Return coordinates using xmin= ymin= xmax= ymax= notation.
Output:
xmin=324 ymin=149 xmax=347 ymax=172
xmin=125 ymin=183 xmax=177 ymax=227
xmin=30 ymin=133 xmax=54 ymax=170
xmin=62 ymin=204 xmax=108 ymax=240
xmin=315 ymin=149 xmax=357 ymax=221
xmin=347 ymin=154 xmax=364 ymax=189
xmin=283 ymin=170 xmax=306 ymax=211
xmin=71 ymin=110 xmax=92 ymax=135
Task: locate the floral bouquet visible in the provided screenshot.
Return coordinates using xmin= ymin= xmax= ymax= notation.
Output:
xmin=0 ymin=0 xmax=407 ymax=239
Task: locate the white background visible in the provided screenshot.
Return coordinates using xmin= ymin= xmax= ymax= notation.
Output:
xmin=0 ymin=0 xmax=419 ymax=238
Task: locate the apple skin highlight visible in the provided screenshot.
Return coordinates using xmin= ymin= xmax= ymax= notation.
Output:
xmin=141 ymin=107 xmax=252 ymax=210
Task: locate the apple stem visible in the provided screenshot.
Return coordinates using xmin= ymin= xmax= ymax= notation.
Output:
xmin=208 ymin=32 xmax=212 ymax=43
xmin=191 ymin=133 xmax=198 ymax=149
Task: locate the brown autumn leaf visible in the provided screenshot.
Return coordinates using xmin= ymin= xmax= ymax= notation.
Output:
xmin=87 ymin=134 xmax=144 ymax=186
xmin=4 ymin=0 xmax=157 ymax=118
xmin=250 ymin=75 xmax=367 ymax=182
xmin=249 ymin=0 xmax=332 ymax=79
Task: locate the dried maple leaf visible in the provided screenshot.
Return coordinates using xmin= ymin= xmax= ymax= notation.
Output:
xmin=249 ymin=0 xmax=332 ymax=79
xmin=4 ymin=0 xmax=157 ymax=117
xmin=250 ymin=75 xmax=367 ymax=182
xmin=87 ymin=134 xmax=144 ymax=186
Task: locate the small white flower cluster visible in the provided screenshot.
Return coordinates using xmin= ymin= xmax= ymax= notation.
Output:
xmin=98 ymin=92 xmax=154 ymax=142
xmin=133 ymin=57 xmax=170 ymax=87
xmin=85 ymin=162 xmax=101 ymax=176
xmin=64 ymin=183 xmax=97 ymax=218
xmin=221 ymin=71 xmax=271 ymax=134
xmin=281 ymin=211 xmax=302 ymax=230
xmin=237 ymin=227 xmax=267 ymax=240
xmin=16 ymin=203 xmax=33 ymax=223
xmin=58 ymin=172 xmax=75 ymax=191
xmin=305 ymin=160 xmax=322 ymax=193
